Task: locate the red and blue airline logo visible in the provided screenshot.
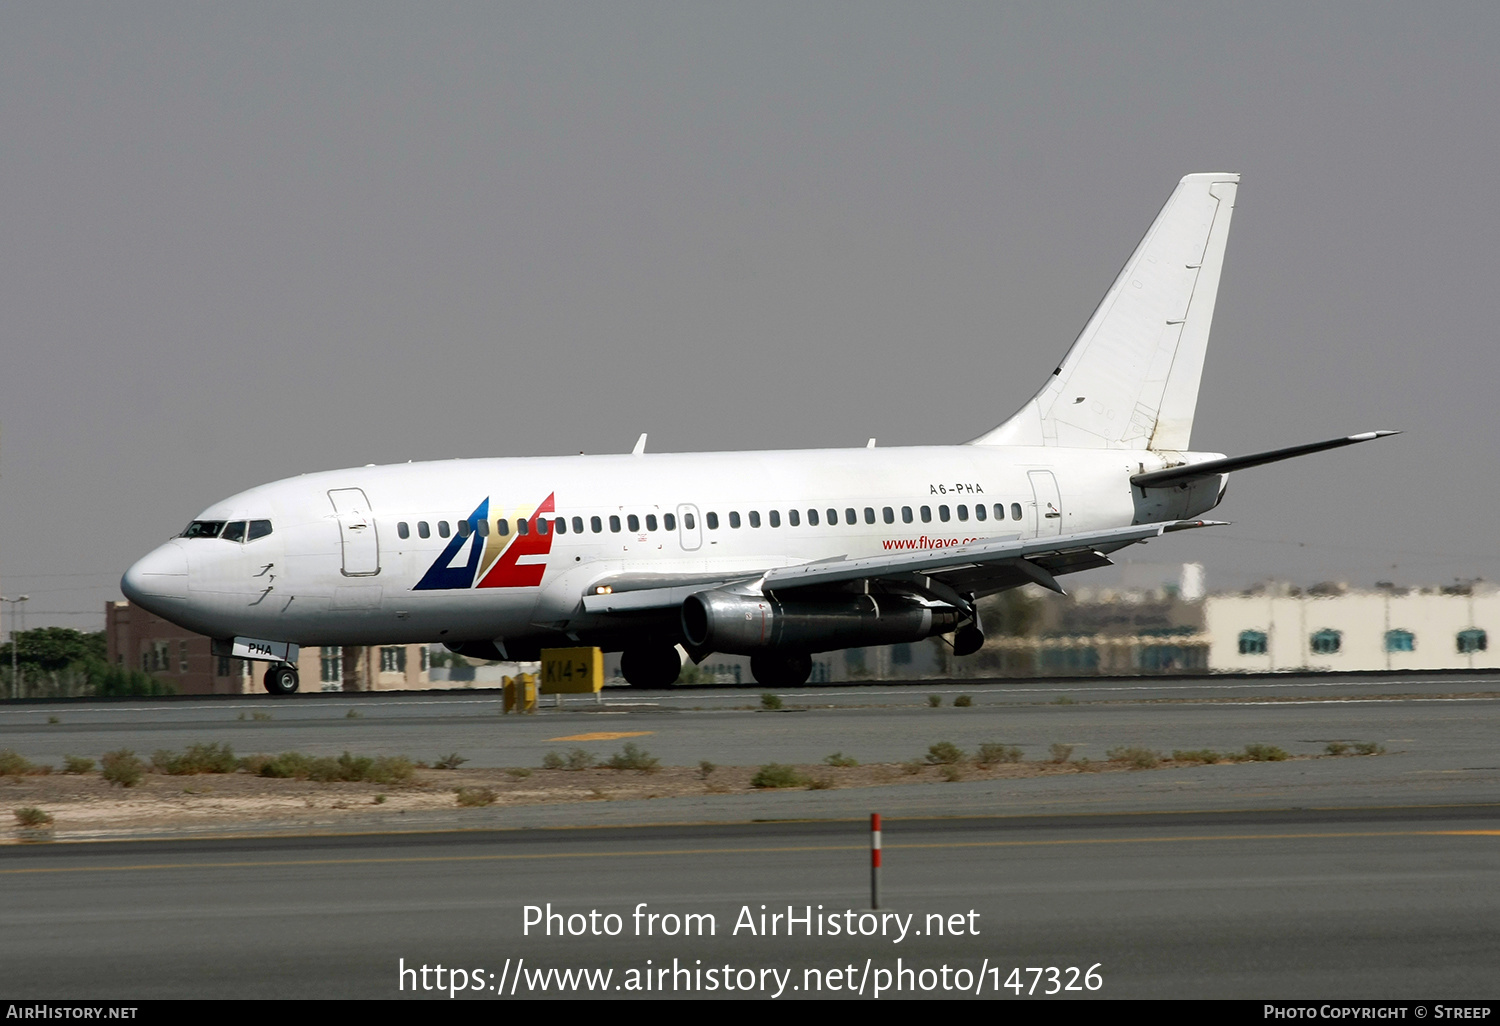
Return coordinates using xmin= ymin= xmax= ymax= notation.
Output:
xmin=413 ymin=494 xmax=555 ymax=591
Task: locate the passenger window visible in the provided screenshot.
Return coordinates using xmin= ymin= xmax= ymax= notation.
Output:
xmin=418 ymin=521 xmax=431 ymax=539
xmin=517 ymin=519 xmax=530 ymax=536
xmin=939 ymin=505 xmax=950 ymax=522
xmin=807 ymin=509 xmax=820 ymax=526
xmin=957 ymin=505 xmax=968 ymax=522
xmin=627 ymin=514 xmax=640 ymax=532
xmin=993 ymin=504 xmax=1004 ymax=520
xmin=397 ymin=522 xmax=410 ymax=540
xmin=554 ymin=517 xmax=566 ymax=535
xmin=749 ymin=511 xmax=761 ymax=528
xmin=920 ymin=506 xmax=932 ymax=523
xmin=438 ymin=521 xmax=451 ymax=538
xmin=729 ymin=512 xmax=741 ymax=529
xmin=497 ymin=519 xmax=510 ymax=536
xmin=664 ymin=513 xmax=676 ymax=531
xmin=222 ymin=521 xmax=247 ymax=543
xmin=1011 ymin=502 xmax=1023 ymax=520
xmin=536 ymin=518 xmax=549 ymax=535
xmin=827 ymin=508 xmax=838 ymax=525
xmin=974 ymin=505 xmax=986 ymax=522
xmin=609 ymin=515 xmax=621 ymax=533
xmin=457 ymin=520 xmax=472 ymax=538
xmin=864 ymin=508 xmax=875 ymax=525
xmin=706 ymin=512 xmax=719 ymax=530
xmin=768 ymin=510 xmax=780 ymax=528
xmin=845 ymin=508 xmax=857 ymax=524
xmin=902 ymin=506 xmax=913 ymax=524
xmin=647 ymin=514 xmax=659 ymax=532
xmin=572 ymin=517 xmax=584 ymax=534
xmin=477 ymin=519 xmax=490 ymax=537
xmin=788 ymin=509 xmax=800 ymax=527
xmin=882 ymin=507 xmax=894 ymax=524
xmin=684 ymin=513 xmax=695 ymax=530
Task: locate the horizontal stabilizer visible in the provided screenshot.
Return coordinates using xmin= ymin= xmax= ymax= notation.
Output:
xmin=1131 ymin=431 xmax=1400 ymax=489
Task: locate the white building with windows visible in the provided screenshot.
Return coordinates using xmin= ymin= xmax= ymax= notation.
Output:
xmin=1205 ymin=583 xmax=1498 ymax=672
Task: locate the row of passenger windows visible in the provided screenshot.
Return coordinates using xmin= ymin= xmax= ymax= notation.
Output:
xmin=395 ymin=502 xmax=1028 ymax=541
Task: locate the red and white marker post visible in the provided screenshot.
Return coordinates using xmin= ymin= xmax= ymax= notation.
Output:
xmin=870 ymin=812 xmax=882 ymax=909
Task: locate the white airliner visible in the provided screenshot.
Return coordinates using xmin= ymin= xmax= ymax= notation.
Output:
xmin=122 ymin=173 xmax=1394 ymax=692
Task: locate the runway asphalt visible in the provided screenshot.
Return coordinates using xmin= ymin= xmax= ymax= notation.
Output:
xmin=3 ymin=673 xmax=1498 ymax=998
xmin=2 ymin=805 xmax=1496 ymax=999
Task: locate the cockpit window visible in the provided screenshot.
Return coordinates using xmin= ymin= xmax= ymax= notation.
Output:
xmin=248 ymin=520 xmax=271 ymax=541
xmin=181 ymin=521 xmax=226 ymax=539
xmin=221 ymin=521 xmax=247 ymax=543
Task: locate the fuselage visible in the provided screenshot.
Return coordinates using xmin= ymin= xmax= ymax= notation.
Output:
xmin=121 ymin=443 xmax=1225 ymax=653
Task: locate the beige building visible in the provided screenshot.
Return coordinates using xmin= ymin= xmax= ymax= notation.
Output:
xmin=106 ymin=600 xmax=433 ymax=694
xmin=1206 ymin=582 xmax=1497 ymax=672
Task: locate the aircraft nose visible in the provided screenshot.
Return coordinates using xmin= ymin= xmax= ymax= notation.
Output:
xmin=121 ymin=543 xmax=189 ymax=614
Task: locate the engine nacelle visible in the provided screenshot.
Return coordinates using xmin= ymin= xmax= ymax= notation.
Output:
xmin=681 ymin=591 xmax=961 ymax=655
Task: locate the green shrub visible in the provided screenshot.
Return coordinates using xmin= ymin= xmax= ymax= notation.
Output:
xmin=925 ymin=741 xmax=965 ymax=765
xmin=607 ymin=743 xmax=659 ymax=773
xmin=345 ymin=708 xmax=362 ymax=719
xmin=1353 ymin=741 xmax=1385 ymax=756
xmin=976 ymin=743 xmax=1022 ymax=766
xmin=1242 ymin=744 xmax=1289 ymax=762
xmin=252 ymin=712 xmax=272 ymax=722
xmin=434 ymin=752 xmax=468 ymax=770
xmin=751 ymin=764 xmax=805 ymax=789
xmin=0 ymin=750 xmax=33 ymax=776
xmin=760 ymin=692 xmax=783 ymax=711
xmin=152 ymin=743 xmax=238 ymax=775
xmin=253 ymin=750 xmax=411 ymax=783
xmin=927 ymin=694 xmax=942 ymax=708
xmin=1325 ymin=742 xmax=1350 ymax=756
xmin=62 ymin=755 xmax=95 ymax=775
xmin=14 ymin=807 xmax=53 ymax=828
xmin=101 ymin=749 xmax=145 ymax=787
xmin=46 ymin=716 xmax=60 ymax=725
xmin=1052 ymin=696 xmax=1076 ymax=705
xmin=900 ymin=760 xmax=925 ymax=775
xmin=506 ymin=767 xmax=532 ymax=779
xmin=697 ymin=760 xmax=717 ymax=780
xmin=823 ymin=752 xmax=859 ymax=767
xmin=541 ymin=751 xmax=565 ymax=770
xmin=565 ymin=749 xmax=595 ymax=771
xmin=805 ymin=776 xmax=834 ymax=790
xmin=1048 ymin=743 xmax=1074 ymax=764
xmin=92 ymin=662 xmax=174 ymax=697
xmin=455 ymin=787 xmax=497 ymax=807
xmin=1172 ymin=749 xmax=1221 ymax=764
xmin=953 ymin=695 xmax=972 ymax=707
xmin=1107 ymin=746 xmax=1160 ymax=769
xmin=939 ymin=764 xmax=964 ymax=782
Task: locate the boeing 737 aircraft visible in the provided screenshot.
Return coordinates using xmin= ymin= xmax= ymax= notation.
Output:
xmin=122 ymin=173 xmax=1394 ymax=692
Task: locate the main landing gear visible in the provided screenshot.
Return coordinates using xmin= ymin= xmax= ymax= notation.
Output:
xmin=750 ymin=652 xmax=812 ymax=687
xmin=620 ymin=644 xmax=682 ymax=689
xmin=262 ymin=663 xmax=300 ymax=695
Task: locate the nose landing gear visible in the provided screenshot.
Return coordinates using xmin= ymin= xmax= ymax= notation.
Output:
xmin=262 ymin=663 xmax=300 ymax=694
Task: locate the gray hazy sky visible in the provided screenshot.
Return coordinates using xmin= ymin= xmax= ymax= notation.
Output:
xmin=4 ymin=3 xmax=1498 ymax=630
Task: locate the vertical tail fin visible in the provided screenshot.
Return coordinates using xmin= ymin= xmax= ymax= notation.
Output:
xmin=971 ymin=173 xmax=1239 ymax=450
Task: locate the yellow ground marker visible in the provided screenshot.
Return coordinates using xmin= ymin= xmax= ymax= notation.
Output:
xmin=546 ymin=731 xmax=654 ymax=742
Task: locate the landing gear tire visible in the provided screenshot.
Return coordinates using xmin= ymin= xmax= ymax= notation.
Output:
xmin=953 ymin=624 xmax=985 ymax=657
xmin=620 ymin=645 xmax=682 ymax=689
xmin=263 ymin=664 xmax=300 ymax=695
xmin=750 ymin=652 xmax=812 ymax=687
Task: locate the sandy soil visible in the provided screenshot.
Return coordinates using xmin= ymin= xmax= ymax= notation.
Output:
xmin=0 ymin=753 xmax=1294 ymax=842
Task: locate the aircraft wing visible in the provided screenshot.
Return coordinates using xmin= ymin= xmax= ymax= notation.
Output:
xmin=580 ymin=519 xmax=1222 ymax=613
xmin=761 ymin=519 xmax=1224 ymax=599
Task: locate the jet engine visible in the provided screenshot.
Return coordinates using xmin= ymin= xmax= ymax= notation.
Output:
xmin=681 ymin=590 xmax=961 ymax=656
